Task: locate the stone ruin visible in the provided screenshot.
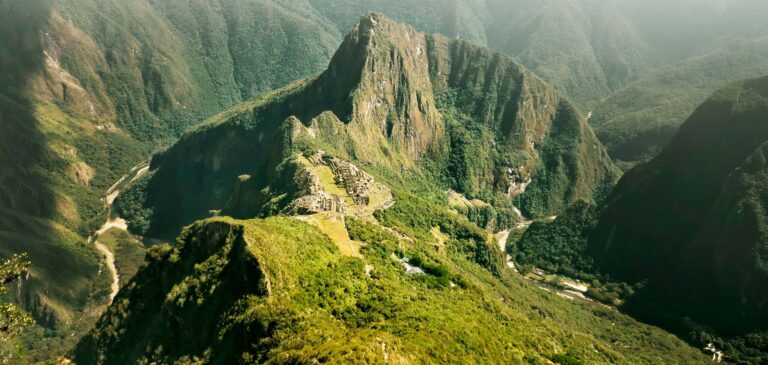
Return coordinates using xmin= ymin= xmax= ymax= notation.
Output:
xmin=285 ymin=160 xmax=346 ymax=215
xmin=285 ymin=151 xmax=392 ymax=216
xmin=325 ymin=156 xmax=376 ymax=206
xmin=289 ymin=192 xmax=346 ymax=215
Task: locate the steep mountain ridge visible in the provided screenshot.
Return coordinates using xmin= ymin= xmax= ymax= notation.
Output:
xmin=3 ymin=0 xmax=767 ymax=360
xmin=588 ymin=75 xmax=768 ymax=334
xmin=72 ymin=215 xmax=709 ymax=364
xmin=428 ymin=33 xmax=619 ymax=217
xmin=125 ymin=13 xmax=618 ymax=239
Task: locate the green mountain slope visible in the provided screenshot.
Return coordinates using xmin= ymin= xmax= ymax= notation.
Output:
xmin=588 ymin=75 xmax=768 ymax=337
xmin=4 ymin=0 xmax=768 ymax=361
xmin=72 ymin=215 xmax=708 ymax=364
xmin=121 ymin=14 xmax=618 ymax=240
xmin=0 ymin=0 xmax=139 ymax=338
xmin=0 ymin=0 xmax=340 ymax=357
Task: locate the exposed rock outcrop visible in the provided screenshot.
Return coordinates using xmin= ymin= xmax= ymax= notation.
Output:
xmin=67 ymin=161 xmax=94 ymax=187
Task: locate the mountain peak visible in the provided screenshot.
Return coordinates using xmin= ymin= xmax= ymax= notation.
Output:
xmin=136 ymin=14 xmax=618 ymax=238
xmin=321 ymin=13 xmax=441 ymax=160
xmin=348 ymin=12 xmax=418 ymax=45
xmin=352 ymin=12 xmax=390 ymax=36
xmin=326 ymin=12 xmax=428 ymax=83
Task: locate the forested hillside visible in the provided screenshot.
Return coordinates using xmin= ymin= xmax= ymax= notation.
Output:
xmin=0 ymin=0 xmax=340 ymax=357
xmin=3 ymin=0 xmax=768 ymax=362
xmin=72 ymin=18 xmax=703 ymax=365
xmin=589 ymin=76 xmax=768 ymax=335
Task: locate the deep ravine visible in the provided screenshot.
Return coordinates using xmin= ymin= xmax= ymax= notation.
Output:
xmin=90 ymin=163 xmax=149 ymax=304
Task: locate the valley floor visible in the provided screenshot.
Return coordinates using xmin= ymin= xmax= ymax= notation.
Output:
xmin=90 ymin=163 xmax=150 ymax=303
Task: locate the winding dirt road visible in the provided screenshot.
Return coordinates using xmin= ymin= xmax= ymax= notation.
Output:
xmin=93 ymin=238 xmax=119 ymax=302
xmin=92 ymin=163 xmax=148 ymax=304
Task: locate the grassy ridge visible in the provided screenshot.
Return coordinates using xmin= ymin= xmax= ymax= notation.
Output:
xmin=74 ymin=213 xmax=708 ymax=364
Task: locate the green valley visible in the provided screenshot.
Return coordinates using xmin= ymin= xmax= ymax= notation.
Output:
xmin=72 ymin=13 xmax=711 ymax=364
xmin=1 ymin=0 xmax=768 ymax=363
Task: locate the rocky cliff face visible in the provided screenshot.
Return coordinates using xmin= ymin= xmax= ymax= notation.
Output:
xmin=130 ymin=14 xmax=618 ymax=238
xmin=324 ymin=14 xmax=446 ymax=163
xmin=589 ymin=75 xmax=768 ymax=332
xmin=427 ymin=33 xmax=619 ymax=216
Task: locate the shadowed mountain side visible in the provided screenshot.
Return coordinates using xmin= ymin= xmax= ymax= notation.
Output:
xmin=0 ymin=0 xmax=109 ymax=334
xmin=589 ymin=75 xmax=768 ymax=333
xmin=0 ymin=0 xmax=117 ymax=356
xmin=0 ymin=0 xmax=54 ymax=222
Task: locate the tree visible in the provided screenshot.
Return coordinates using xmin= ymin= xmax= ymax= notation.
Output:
xmin=0 ymin=254 xmax=33 ymax=339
